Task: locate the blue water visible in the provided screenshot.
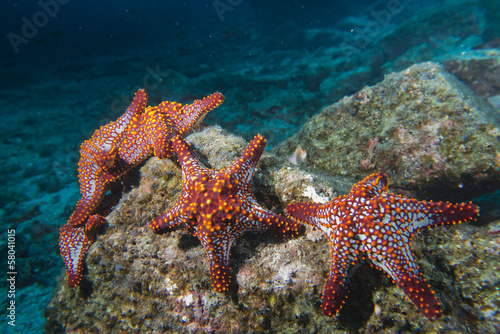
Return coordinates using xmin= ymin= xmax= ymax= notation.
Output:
xmin=0 ymin=0 xmax=498 ymax=332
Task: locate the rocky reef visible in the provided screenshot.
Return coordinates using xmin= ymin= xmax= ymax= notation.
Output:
xmin=444 ymin=49 xmax=500 ymax=107
xmin=275 ymin=62 xmax=500 ymax=202
xmin=45 ymin=123 xmax=499 ymax=333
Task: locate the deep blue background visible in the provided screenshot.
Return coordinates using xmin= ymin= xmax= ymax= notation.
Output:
xmin=0 ymin=0 xmax=380 ymax=72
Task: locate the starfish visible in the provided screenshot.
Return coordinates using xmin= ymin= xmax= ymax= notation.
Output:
xmin=67 ymin=89 xmax=148 ymax=228
xmin=120 ymin=91 xmax=224 ymax=162
xmin=61 ymin=90 xmax=224 ymax=286
xmin=68 ymin=90 xmax=224 ymax=228
xmin=287 ymin=172 xmax=479 ymax=320
xmin=59 ymin=215 xmax=106 ymax=287
xmin=149 ymin=134 xmax=302 ymax=292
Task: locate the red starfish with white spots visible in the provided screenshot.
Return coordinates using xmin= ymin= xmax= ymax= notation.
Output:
xmin=68 ymin=90 xmax=224 ymax=228
xmin=67 ymin=89 xmax=148 ymax=228
xmin=59 ymin=215 xmax=107 ymax=287
xmin=60 ymin=90 xmax=224 ymax=287
xmin=120 ymin=91 xmax=224 ymax=162
xmin=149 ymin=134 xmax=302 ymax=292
xmin=287 ymin=172 xmax=479 ymax=320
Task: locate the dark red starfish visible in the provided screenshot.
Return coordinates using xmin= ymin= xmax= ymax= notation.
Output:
xmin=149 ymin=134 xmax=302 ymax=292
xmin=60 ymin=90 xmax=224 ymax=287
xmin=287 ymin=172 xmax=479 ymax=320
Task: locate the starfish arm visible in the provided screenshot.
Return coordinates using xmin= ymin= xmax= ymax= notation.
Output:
xmin=175 ymin=92 xmax=225 ymax=137
xmin=59 ymin=224 xmax=91 ymax=287
xmin=125 ymin=88 xmax=148 ymax=116
xmin=84 ymin=214 xmax=107 ymax=240
xmin=143 ymin=106 xmax=177 ymax=159
xmin=149 ymin=191 xmax=192 ymax=233
xmin=361 ymin=213 xmax=441 ymax=319
xmin=87 ymin=88 xmax=147 ymax=160
xmin=412 ymin=200 xmax=479 ymax=232
xmin=67 ymin=175 xmax=105 ymax=227
xmin=378 ymin=195 xmax=479 ymax=234
xmin=155 ymin=101 xmax=183 ymax=137
xmin=365 ymin=234 xmax=441 ymax=319
xmin=207 ymin=253 xmax=232 ymax=292
xmin=79 ymin=137 xmax=116 ymax=171
xmin=321 ymin=226 xmax=364 ymax=316
xmin=287 ymin=201 xmax=343 ymax=231
xmin=119 ymin=120 xmax=155 ymax=164
xmin=172 ymin=136 xmax=212 ymax=181
xmin=396 ymin=269 xmax=441 ymax=319
xmin=322 ymin=276 xmax=349 ymax=316
xmin=238 ymin=198 xmax=302 ymax=237
xmin=88 ymin=88 xmax=148 ymax=158
xmin=112 ymin=88 xmax=148 ymax=137
xmin=350 ymin=172 xmax=389 ymax=198
xmin=80 ymin=139 xmax=118 ymax=170
xmin=196 ymin=223 xmax=235 ymax=292
xmin=227 ymin=134 xmax=266 ymax=185
xmin=322 ymin=261 xmax=366 ymax=316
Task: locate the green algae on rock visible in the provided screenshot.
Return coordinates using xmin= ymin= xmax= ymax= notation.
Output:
xmin=274 ymin=62 xmax=500 ymax=201
xmin=45 ymin=126 xmax=499 ymax=333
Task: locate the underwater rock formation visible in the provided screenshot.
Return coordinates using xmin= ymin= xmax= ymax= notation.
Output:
xmin=275 ymin=62 xmax=500 ymax=201
xmin=444 ymin=49 xmax=500 ymax=104
xmin=45 ymin=126 xmax=499 ymax=333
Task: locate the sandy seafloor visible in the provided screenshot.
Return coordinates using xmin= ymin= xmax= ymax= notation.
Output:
xmin=0 ymin=0 xmax=499 ymax=332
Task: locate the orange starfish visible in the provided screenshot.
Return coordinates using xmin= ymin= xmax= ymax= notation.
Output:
xmin=287 ymin=172 xmax=479 ymax=320
xmin=60 ymin=90 xmax=224 ymax=286
xmin=149 ymin=134 xmax=302 ymax=292
xmin=67 ymin=89 xmax=148 ymax=228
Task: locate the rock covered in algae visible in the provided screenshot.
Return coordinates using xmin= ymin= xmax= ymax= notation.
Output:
xmin=443 ymin=49 xmax=500 ymax=104
xmin=274 ymin=61 xmax=500 ymax=201
xmin=44 ymin=125 xmax=499 ymax=333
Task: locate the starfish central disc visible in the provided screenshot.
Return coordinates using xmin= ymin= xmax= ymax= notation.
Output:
xmin=149 ymin=134 xmax=302 ymax=292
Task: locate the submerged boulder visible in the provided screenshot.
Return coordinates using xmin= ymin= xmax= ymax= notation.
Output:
xmin=45 ymin=126 xmax=499 ymax=333
xmin=275 ymin=62 xmax=500 ymax=201
xmin=443 ymin=49 xmax=500 ymax=104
